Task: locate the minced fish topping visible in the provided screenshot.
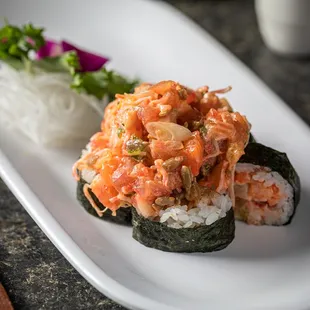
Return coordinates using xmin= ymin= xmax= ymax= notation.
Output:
xmin=73 ymin=80 xmax=250 ymax=225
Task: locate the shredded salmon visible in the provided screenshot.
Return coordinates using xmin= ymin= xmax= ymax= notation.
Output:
xmin=83 ymin=183 xmax=108 ymax=217
xmin=73 ymin=81 xmax=250 ymax=218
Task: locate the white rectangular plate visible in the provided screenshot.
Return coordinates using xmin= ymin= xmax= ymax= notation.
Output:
xmin=1 ymin=1 xmax=310 ymax=309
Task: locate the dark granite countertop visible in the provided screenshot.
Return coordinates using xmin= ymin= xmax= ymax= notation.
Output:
xmin=0 ymin=1 xmax=309 ymax=309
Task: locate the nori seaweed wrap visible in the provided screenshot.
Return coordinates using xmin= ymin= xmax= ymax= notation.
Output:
xmin=76 ymin=177 xmax=132 ymax=225
xmin=132 ymin=208 xmax=235 ymax=253
xmin=234 ymin=142 xmax=300 ymax=225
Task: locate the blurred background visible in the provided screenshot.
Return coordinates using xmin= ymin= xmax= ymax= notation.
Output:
xmin=166 ymin=0 xmax=310 ymax=125
xmin=0 ymin=1 xmax=309 ymax=309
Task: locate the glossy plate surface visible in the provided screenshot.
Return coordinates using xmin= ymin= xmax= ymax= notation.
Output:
xmin=0 ymin=1 xmax=310 ymax=309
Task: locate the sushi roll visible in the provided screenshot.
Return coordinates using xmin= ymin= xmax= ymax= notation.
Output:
xmin=129 ymin=82 xmax=250 ymax=252
xmin=234 ymin=143 xmax=301 ymax=225
xmin=72 ymin=80 xmax=251 ymax=251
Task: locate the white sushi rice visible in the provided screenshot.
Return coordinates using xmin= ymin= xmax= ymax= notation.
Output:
xmin=235 ymin=163 xmax=294 ymax=225
xmin=159 ymin=193 xmax=232 ymax=229
xmin=80 ymin=143 xmax=98 ymax=184
xmin=81 ymin=169 xmax=97 ymax=184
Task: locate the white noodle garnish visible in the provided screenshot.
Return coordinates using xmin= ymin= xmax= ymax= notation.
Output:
xmin=0 ymin=64 xmax=108 ymax=147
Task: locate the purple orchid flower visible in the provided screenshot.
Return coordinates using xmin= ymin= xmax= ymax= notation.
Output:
xmin=36 ymin=40 xmax=109 ymax=72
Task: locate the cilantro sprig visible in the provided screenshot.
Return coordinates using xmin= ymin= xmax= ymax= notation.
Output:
xmin=0 ymin=21 xmax=45 ymax=69
xmin=63 ymin=51 xmax=138 ymax=100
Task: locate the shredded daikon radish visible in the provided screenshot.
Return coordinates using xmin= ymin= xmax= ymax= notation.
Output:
xmin=0 ymin=64 xmax=108 ymax=147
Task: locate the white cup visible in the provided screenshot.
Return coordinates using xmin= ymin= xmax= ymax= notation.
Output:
xmin=255 ymin=0 xmax=310 ymax=56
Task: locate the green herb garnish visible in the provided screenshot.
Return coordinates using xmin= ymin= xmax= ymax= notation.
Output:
xmin=0 ymin=21 xmax=78 ymax=74
xmin=66 ymin=52 xmax=138 ymax=100
xmin=71 ymin=67 xmax=139 ymax=101
xmin=117 ymin=127 xmax=125 ymax=138
xmin=199 ymin=125 xmax=208 ymax=135
xmin=30 ymin=51 xmax=80 ymax=73
xmin=0 ymin=21 xmax=45 ymax=70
